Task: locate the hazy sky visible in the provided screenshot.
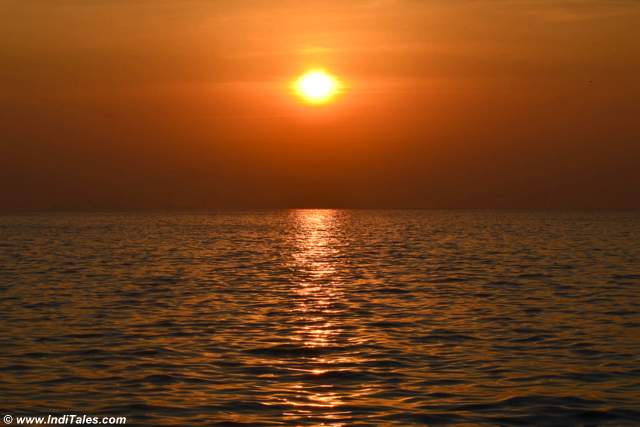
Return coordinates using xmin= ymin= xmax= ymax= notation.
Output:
xmin=2 ymin=0 xmax=639 ymax=209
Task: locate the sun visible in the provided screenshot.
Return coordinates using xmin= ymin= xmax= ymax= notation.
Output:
xmin=293 ymin=69 xmax=341 ymax=104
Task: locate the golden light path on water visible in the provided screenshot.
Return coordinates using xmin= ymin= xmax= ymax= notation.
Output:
xmin=279 ymin=210 xmax=361 ymax=426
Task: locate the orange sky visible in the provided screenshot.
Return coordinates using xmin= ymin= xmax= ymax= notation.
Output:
xmin=1 ymin=0 xmax=639 ymax=209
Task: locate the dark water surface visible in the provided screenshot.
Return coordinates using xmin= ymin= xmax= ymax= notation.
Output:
xmin=1 ymin=210 xmax=639 ymax=426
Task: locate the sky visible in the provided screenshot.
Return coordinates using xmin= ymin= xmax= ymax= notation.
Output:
xmin=1 ymin=0 xmax=639 ymax=209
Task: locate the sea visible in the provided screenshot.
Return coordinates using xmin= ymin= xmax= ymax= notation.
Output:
xmin=1 ymin=210 xmax=639 ymax=426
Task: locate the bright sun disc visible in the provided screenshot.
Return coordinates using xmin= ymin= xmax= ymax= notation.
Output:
xmin=294 ymin=70 xmax=340 ymax=104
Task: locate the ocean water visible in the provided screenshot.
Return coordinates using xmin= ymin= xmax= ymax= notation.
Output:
xmin=1 ymin=210 xmax=639 ymax=426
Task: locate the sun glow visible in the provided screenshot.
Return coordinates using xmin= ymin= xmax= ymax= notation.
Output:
xmin=293 ymin=70 xmax=341 ymax=104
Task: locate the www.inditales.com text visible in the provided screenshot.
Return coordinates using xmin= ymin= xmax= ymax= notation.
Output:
xmin=3 ymin=414 xmax=126 ymax=425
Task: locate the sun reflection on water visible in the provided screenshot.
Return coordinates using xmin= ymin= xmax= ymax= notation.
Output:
xmin=280 ymin=210 xmax=355 ymax=425
xmin=292 ymin=209 xmax=341 ymax=281
xmin=291 ymin=210 xmax=344 ymax=349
